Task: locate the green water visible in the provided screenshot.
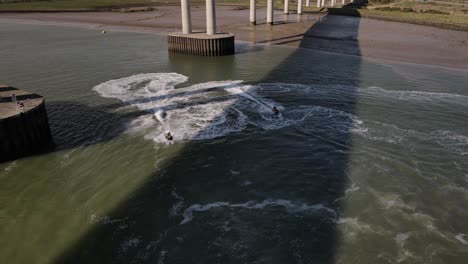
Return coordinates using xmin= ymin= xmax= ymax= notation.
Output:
xmin=1 ymin=21 xmax=468 ymax=264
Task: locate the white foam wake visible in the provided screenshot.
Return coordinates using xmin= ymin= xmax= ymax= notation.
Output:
xmin=363 ymin=86 xmax=468 ymax=105
xmin=2 ymin=161 xmax=17 ymax=172
xmin=92 ymin=73 xmax=318 ymax=143
xmin=180 ymin=199 xmax=336 ymax=225
xmin=94 ymin=73 xmax=253 ymax=142
xmin=455 ymin=233 xmax=468 ymax=245
xmin=93 ymin=73 xmax=467 ymax=153
xmin=223 ymin=84 xmax=277 ymax=112
xmin=354 ymin=121 xmax=468 ymax=155
xmin=92 ymin=74 xmax=375 ymax=143
xmin=257 ymin=83 xmax=468 ymax=104
xmin=394 ymin=233 xmax=413 ymax=263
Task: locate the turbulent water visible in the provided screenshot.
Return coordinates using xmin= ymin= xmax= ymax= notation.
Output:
xmin=1 ymin=22 xmax=468 ymax=264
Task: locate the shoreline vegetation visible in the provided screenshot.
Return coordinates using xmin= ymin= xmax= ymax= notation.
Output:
xmin=1 ymin=0 xmax=468 ymax=31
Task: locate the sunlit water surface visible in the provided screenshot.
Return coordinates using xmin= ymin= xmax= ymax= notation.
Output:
xmin=1 ymin=22 xmax=468 ymax=264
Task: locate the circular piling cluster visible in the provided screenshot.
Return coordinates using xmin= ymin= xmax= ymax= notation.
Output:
xmin=0 ymin=85 xmax=52 ymax=162
xmin=168 ymin=33 xmax=235 ymax=56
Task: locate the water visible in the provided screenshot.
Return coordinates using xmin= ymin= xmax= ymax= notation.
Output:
xmin=1 ymin=21 xmax=468 ymax=264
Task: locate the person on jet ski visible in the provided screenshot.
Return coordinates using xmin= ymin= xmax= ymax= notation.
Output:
xmin=272 ymin=106 xmax=279 ymax=115
xmin=165 ymin=132 xmax=173 ymax=141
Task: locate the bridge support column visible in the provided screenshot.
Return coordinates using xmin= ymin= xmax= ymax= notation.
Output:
xmin=181 ymin=0 xmax=192 ymax=34
xmin=206 ymin=0 xmax=216 ymax=35
xmin=250 ymin=0 xmax=256 ymax=25
xmin=169 ymin=0 xmax=234 ymax=56
xmin=267 ymin=0 xmax=273 ymax=25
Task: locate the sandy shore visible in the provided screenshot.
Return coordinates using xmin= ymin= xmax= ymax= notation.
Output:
xmin=1 ymin=5 xmax=467 ymax=70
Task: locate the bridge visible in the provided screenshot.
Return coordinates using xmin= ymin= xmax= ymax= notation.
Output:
xmin=169 ymin=0 xmax=355 ymax=56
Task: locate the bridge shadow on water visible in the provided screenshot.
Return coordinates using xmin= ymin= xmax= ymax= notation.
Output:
xmin=53 ymin=8 xmax=364 ymax=264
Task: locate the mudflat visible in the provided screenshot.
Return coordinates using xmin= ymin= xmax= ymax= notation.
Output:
xmin=1 ymin=5 xmax=467 ymax=69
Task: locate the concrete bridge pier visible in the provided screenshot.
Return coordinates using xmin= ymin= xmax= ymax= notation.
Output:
xmin=0 ymin=85 xmax=52 ymax=162
xmin=206 ymin=0 xmax=216 ymax=35
xmin=250 ymin=0 xmax=256 ymax=25
xmin=168 ymin=0 xmax=235 ymax=56
xmin=181 ymin=0 xmax=192 ymax=34
xmin=284 ymin=0 xmax=289 ymax=14
xmin=267 ymin=0 xmax=273 ymax=25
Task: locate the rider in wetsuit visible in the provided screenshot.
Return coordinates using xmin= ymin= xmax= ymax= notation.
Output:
xmin=165 ymin=132 xmax=173 ymax=141
xmin=272 ymin=106 xmax=279 ymax=115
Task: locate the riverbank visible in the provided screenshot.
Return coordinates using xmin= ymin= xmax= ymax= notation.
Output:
xmin=328 ymin=7 xmax=468 ymax=31
xmin=1 ymin=5 xmax=467 ymax=69
xmin=2 ymin=0 xmax=468 ymax=31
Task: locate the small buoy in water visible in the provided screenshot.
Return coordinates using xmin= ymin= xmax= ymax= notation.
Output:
xmin=165 ymin=132 xmax=173 ymax=141
xmin=272 ymin=106 xmax=279 ymax=115
xmin=101 ymin=30 xmax=106 ymax=34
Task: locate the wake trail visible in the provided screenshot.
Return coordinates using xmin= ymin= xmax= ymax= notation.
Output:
xmin=93 ymin=73 xmax=467 ymax=155
xmin=223 ymin=86 xmax=275 ymax=111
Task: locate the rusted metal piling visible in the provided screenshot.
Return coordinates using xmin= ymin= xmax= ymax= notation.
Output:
xmin=0 ymin=85 xmax=52 ymax=162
